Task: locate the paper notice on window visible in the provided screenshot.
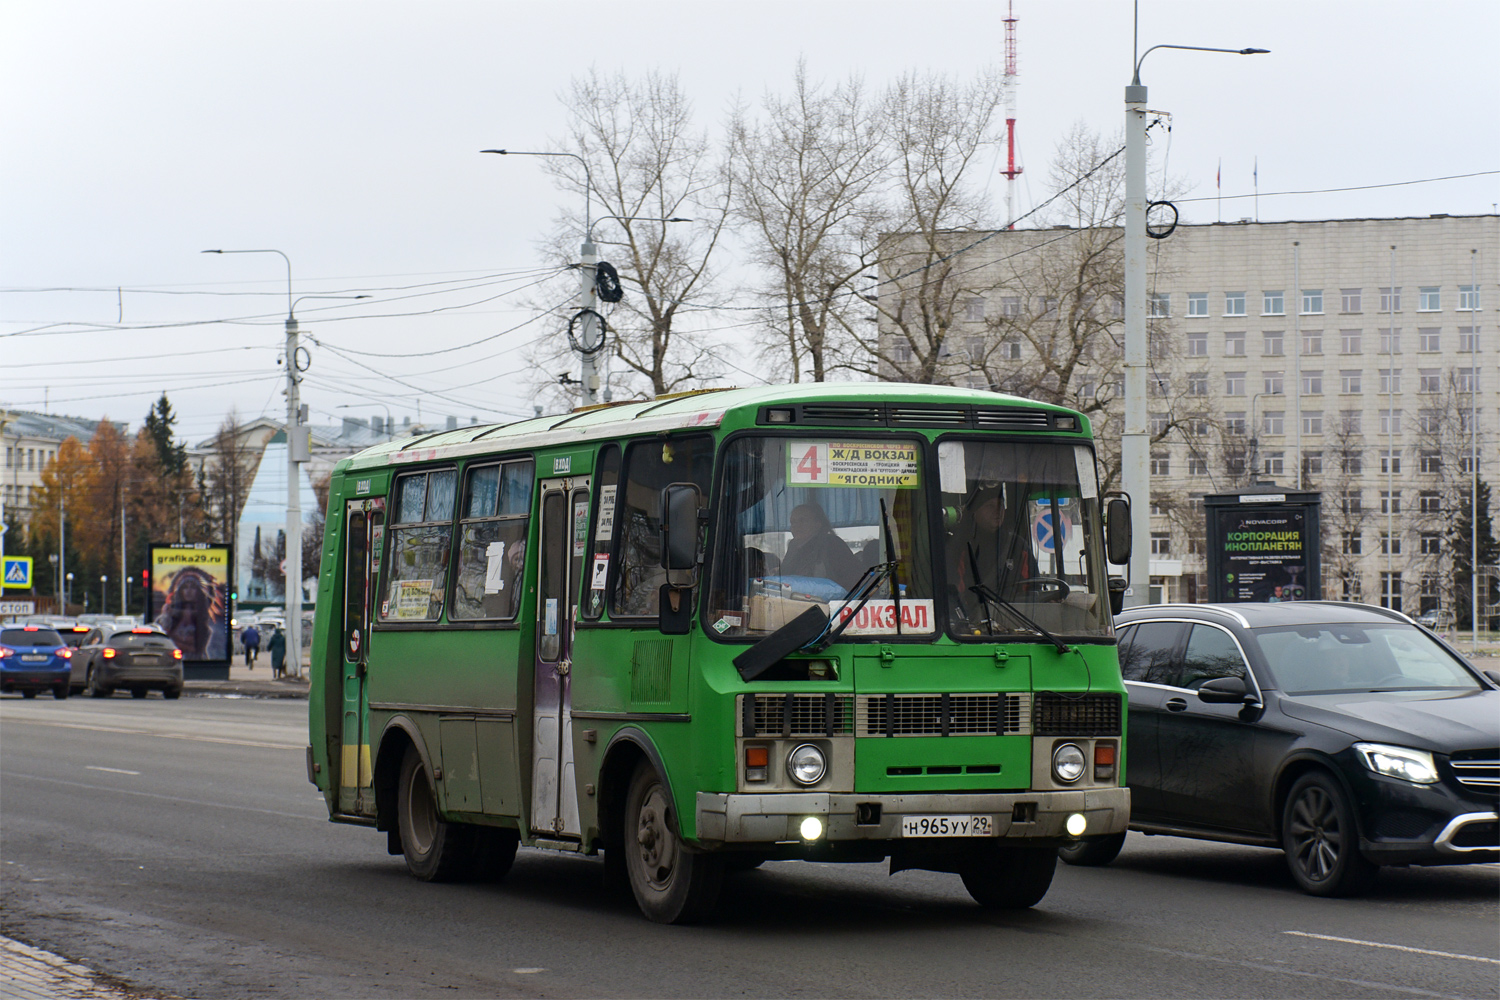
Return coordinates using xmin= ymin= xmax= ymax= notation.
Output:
xmin=595 ymin=485 xmax=617 ymax=541
xmin=788 ymin=441 xmax=920 ymax=488
xmin=590 ymin=554 xmax=610 ymax=591
xmin=484 ymin=541 xmax=506 ymax=593
xmin=392 ymin=579 xmax=434 ymax=620
xmin=1074 ymin=445 xmax=1099 ymax=499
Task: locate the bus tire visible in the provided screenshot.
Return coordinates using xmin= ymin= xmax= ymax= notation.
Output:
xmin=623 ymin=760 xmax=723 ymax=924
xmin=1058 ymin=832 xmax=1125 ymax=867
xmin=960 ymin=845 xmax=1057 ymax=909
xmin=397 ymin=744 xmax=475 ymax=882
xmin=470 ymin=826 xmax=519 ymax=882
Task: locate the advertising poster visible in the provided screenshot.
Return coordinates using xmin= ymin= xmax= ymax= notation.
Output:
xmin=148 ymin=543 xmax=232 ymax=670
xmin=1205 ymin=493 xmax=1321 ymax=603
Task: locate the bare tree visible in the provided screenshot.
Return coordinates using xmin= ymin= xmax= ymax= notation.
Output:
xmin=203 ymin=412 xmax=253 ymax=544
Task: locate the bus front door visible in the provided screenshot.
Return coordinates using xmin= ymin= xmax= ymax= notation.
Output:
xmin=340 ymin=497 xmax=383 ymax=816
xmin=531 ymin=477 xmax=590 ymax=838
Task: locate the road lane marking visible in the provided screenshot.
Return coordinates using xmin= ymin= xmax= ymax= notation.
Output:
xmin=4 ymin=772 xmax=325 ymax=822
xmin=85 ymin=765 xmax=140 ymax=775
xmin=3 ymin=717 xmax=302 ymax=750
xmin=1284 ymin=932 xmax=1499 ymax=965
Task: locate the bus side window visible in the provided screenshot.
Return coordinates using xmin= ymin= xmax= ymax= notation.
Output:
xmin=451 ymin=460 xmax=534 ymax=621
xmin=379 ymin=468 xmax=458 ymax=623
xmin=581 ymin=446 xmax=620 ymax=620
xmin=609 ymin=435 xmax=712 ymax=620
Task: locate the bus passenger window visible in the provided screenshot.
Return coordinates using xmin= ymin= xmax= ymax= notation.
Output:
xmin=581 ymin=446 xmax=620 ymax=620
xmin=379 ymin=468 xmax=458 ymax=623
xmin=610 ymin=436 xmax=712 ymax=619
xmin=451 ymin=460 xmax=534 ymax=621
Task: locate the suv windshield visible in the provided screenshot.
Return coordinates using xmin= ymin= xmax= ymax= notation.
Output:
xmin=709 ymin=436 xmax=934 ymax=639
xmin=1255 ymin=623 xmax=1481 ymax=694
xmin=939 ymin=440 xmax=1112 ymax=639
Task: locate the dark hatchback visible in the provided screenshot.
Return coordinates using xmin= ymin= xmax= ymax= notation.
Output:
xmin=77 ymin=628 xmax=184 ymax=699
xmin=0 ymin=626 xmax=74 ymax=698
xmin=1060 ymin=602 xmax=1499 ymax=896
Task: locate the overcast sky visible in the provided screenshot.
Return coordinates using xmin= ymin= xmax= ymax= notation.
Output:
xmin=4 ymin=0 xmax=1496 ymax=444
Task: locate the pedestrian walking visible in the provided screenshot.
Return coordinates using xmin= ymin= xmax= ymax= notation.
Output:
xmin=241 ymin=624 xmax=260 ymax=668
xmin=268 ymin=626 xmax=286 ymax=679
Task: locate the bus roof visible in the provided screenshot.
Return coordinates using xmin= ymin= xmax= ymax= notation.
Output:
xmin=339 ymin=382 xmax=1087 ymax=473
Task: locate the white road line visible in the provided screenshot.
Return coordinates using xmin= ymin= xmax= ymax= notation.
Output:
xmin=85 ymin=765 xmax=141 ymax=775
xmin=3 ymin=717 xmax=302 ymax=750
xmin=1284 ymin=931 xmax=1500 ymax=965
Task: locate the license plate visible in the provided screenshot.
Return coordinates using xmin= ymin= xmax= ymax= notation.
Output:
xmin=900 ymin=815 xmax=994 ymax=837
xmin=20 ymin=655 xmax=46 ymax=662
xmin=134 ymin=656 xmax=159 ymax=664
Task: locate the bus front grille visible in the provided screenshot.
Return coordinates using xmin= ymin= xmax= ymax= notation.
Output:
xmin=856 ymin=693 xmax=1031 ymax=737
xmin=740 ymin=694 xmax=855 ymax=737
xmin=1031 ymin=692 xmax=1123 ymax=736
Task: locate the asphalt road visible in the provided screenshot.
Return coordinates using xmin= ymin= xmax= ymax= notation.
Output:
xmin=3 ymin=695 xmax=1496 ymax=999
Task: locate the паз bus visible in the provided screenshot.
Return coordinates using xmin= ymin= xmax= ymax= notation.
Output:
xmin=308 ymin=383 xmax=1134 ymax=923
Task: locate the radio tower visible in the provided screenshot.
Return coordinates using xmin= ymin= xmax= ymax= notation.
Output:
xmin=1001 ymin=0 xmax=1022 ymax=229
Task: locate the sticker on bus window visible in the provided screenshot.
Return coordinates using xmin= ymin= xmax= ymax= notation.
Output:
xmin=827 ymin=599 xmax=934 ymax=634
xmin=595 ymin=485 xmax=617 ymax=540
xmin=544 ymin=598 xmax=559 ymax=635
xmin=392 ymin=579 xmax=434 ymax=620
xmin=788 ymin=441 xmax=920 ymax=489
xmin=573 ymin=499 xmax=590 ymax=557
xmin=484 ymin=541 xmax=506 ymax=593
xmin=590 ymin=554 xmax=610 ymax=591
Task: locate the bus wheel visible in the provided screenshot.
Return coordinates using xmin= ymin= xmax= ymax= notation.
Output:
xmin=397 ymin=745 xmax=475 ymax=882
xmin=623 ymin=760 xmax=723 ymax=923
xmin=1058 ymin=832 xmax=1125 ymax=867
xmin=960 ymin=845 xmax=1057 ymax=909
xmin=470 ymin=826 xmax=519 ymax=882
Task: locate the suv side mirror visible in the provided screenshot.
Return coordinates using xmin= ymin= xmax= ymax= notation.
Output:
xmin=1105 ymin=496 xmax=1132 ymax=566
xmin=1197 ymin=675 xmax=1256 ymax=705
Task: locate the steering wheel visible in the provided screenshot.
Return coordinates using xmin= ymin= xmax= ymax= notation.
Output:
xmin=1012 ymin=576 xmax=1071 ymax=602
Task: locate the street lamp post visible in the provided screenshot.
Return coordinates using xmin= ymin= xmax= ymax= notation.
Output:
xmin=100 ymin=575 xmax=108 ymax=616
xmin=1249 ymin=390 xmax=1284 ymax=482
xmin=1122 ymin=40 xmax=1267 ymax=608
xmin=65 ymin=572 xmax=73 ymax=611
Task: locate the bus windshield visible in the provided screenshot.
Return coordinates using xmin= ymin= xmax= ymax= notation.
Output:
xmin=708 ymin=436 xmax=935 ymax=639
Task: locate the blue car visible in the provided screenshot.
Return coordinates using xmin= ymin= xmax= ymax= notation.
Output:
xmin=1 ymin=626 xmax=74 ymax=699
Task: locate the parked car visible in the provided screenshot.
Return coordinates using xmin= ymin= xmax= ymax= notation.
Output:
xmin=1061 ymin=601 xmax=1499 ymax=896
xmin=0 ymin=625 xmax=74 ymax=698
xmin=75 ymin=627 xmax=184 ymax=699
xmin=1413 ymin=609 xmax=1442 ymax=629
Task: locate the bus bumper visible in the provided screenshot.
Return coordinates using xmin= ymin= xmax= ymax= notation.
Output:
xmin=696 ymin=787 xmax=1129 ymax=844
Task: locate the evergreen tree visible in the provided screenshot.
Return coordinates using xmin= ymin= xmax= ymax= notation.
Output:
xmin=1446 ymin=480 xmax=1499 ymax=629
xmin=143 ymin=394 xmax=188 ymax=476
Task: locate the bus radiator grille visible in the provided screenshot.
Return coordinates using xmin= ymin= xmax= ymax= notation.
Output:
xmin=1031 ymin=692 xmax=1123 ymax=736
xmin=855 ymin=693 xmax=1031 ymax=737
xmin=740 ymin=694 xmax=855 ymax=737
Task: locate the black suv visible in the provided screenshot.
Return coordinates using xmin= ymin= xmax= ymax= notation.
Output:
xmin=1061 ymin=601 xmax=1499 ymax=895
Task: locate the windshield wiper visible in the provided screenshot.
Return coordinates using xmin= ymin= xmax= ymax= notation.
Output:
xmin=806 ymin=499 xmax=906 ymax=650
xmin=880 ymin=497 xmax=902 ymax=637
xmin=966 ymin=544 xmax=1070 ymax=654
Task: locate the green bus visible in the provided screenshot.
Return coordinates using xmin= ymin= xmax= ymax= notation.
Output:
xmin=308 ymin=383 xmax=1134 ymax=923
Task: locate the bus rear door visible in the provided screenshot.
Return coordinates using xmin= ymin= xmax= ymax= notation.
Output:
xmin=340 ymin=497 xmax=383 ymax=816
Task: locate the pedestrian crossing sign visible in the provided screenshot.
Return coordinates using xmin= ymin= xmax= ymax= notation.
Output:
xmin=3 ymin=556 xmax=32 ymax=589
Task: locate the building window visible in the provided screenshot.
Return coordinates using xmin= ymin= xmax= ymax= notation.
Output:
xmin=1264 ymin=371 xmax=1284 ymax=395
xmin=1000 ymin=336 xmax=1022 ymax=360
xmin=1419 ymin=450 xmax=1441 ymax=474
xmin=1418 ymin=287 xmax=1440 ymax=312
xmin=1078 ymin=379 xmax=1096 ymax=399
xmin=1149 ymin=331 xmax=1170 ymax=359
xmin=1457 ymin=367 xmax=1478 ymax=392
xmin=1342 ymin=572 xmax=1363 ymax=601
xmin=1418 ymin=409 xmax=1441 ymax=434
xmin=1380 ymin=287 xmax=1401 ymax=313
xmin=1378 ymin=369 xmax=1401 ymax=394
xmin=1000 ymin=295 xmax=1021 ymax=318
xmin=966 ymin=335 xmax=987 ymax=360
xmin=1340 ymin=412 xmax=1362 ymax=436
xmin=1225 ymin=291 xmax=1246 ymax=316
xmin=1262 ymin=290 xmax=1284 ymax=316
xmin=1225 ymin=453 xmax=1247 ymax=475
xmin=1340 ymin=330 xmax=1362 ymax=354
xmin=1418 ymin=369 xmax=1440 ymax=393
xmin=1150 ymin=532 xmax=1172 ymax=556
xmin=1380 ymin=410 xmax=1402 ymax=435
xmin=1187 ymin=331 xmax=1207 ymax=356
xmin=1263 ymin=331 xmax=1284 ymax=356
xmin=1107 ymin=296 xmax=1123 ymax=318
xmin=1459 ymin=454 xmax=1479 ymax=475
xmin=1187 ymin=372 xmax=1208 ymax=396
xmin=1150 ymin=452 xmax=1171 ymax=476
xmin=1188 ymin=456 xmax=1209 ymax=476
xmin=1263 ymin=411 xmax=1284 ymax=435
xmin=2 ymin=446 xmax=9 ymax=469
xmin=1380 ymin=533 xmax=1401 ymax=556
xmin=1302 ymin=451 xmax=1323 ymax=475
xmin=1459 ymin=285 xmax=1480 ymax=311
xmin=890 ymin=342 xmax=912 ymax=363
xmin=1380 ymin=572 xmax=1402 ymax=612
xmin=1225 ymin=412 xmax=1247 ymax=436
xmin=1150 ymin=412 xmax=1169 ymax=435
xmin=1303 ymin=371 xmax=1323 ymax=395
xmin=1420 ymin=533 xmax=1441 ymax=555
xmin=1379 ymin=328 xmax=1401 ymax=354
xmin=1224 ymin=331 xmax=1246 ymax=356
xmin=963 ymin=297 xmax=985 ymax=322
xmin=1187 ymin=292 xmax=1208 ymax=317
xmin=1342 ymin=531 xmax=1362 ymax=555
xmin=1302 ymin=331 xmax=1322 ymax=355
xmin=1342 ymin=490 xmax=1363 ymax=514
xmin=1301 ymin=289 xmax=1323 ymax=315
xmin=1459 ymin=327 xmax=1477 ymax=352
xmin=1149 ymin=375 xmax=1169 ymax=396
xmin=1226 ymin=372 xmax=1245 ymax=396
xmin=1187 ymin=418 xmax=1211 ymax=437
xmin=1418 ymin=328 xmax=1441 ymax=352
xmin=1380 ymin=490 xmax=1402 ymax=515
xmin=1340 ymin=370 xmax=1361 ymax=394
xmin=1340 ymin=288 xmax=1363 ymax=314
xmin=1341 ymin=450 xmax=1363 ymax=474
xmin=1148 ymin=293 xmax=1170 ymax=318
xmin=1263 ymin=452 xmax=1284 ymax=476
xmin=1303 ymin=411 xmax=1323 ymax=435
xmin=1419 ymin=491 xmax=1441 ymax=514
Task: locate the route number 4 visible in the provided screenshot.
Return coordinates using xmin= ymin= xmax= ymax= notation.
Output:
xmin=791 ymin=442 xmax=829 ymax=485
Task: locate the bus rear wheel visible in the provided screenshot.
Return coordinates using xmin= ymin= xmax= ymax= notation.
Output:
xmin=623 ymin=760 xmax=723 ymax=924
xmin=960 ymin=845 xmax=1058 ymax=909
xmin=397 ymin=744 xmax=476 ymax=882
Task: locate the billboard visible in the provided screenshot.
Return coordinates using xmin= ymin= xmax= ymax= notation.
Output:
xmin=1204 ymin=491 xmax=1322 ymax=603
xmin=147 ymin=543 xmax=232 ymax=673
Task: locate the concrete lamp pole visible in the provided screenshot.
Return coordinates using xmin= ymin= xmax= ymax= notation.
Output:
xmin=1123 ymin=40 xmax=1267 ymax=608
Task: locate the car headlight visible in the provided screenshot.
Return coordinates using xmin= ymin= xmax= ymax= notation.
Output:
xmin=787 ymin=744 xmax=827 ymax=786
xmin=1052 ymin=742 xmax=1087 ymax=784
xmin=1354 ymin=743 xmax=1439 ymax=784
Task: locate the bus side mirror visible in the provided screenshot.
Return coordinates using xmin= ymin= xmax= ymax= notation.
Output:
xmin=660 ymin=483 xmax=703 ymax=580
xmin=1105 ymin=496 xmax=1132 ymax=566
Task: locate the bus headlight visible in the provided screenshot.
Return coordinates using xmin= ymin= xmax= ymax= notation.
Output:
xmin=787 ymin=744 xmax=827 ymax=785
xmin=1052 ymin=743 xmax=1087 ymax=784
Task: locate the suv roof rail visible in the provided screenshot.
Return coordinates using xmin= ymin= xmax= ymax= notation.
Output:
xmin=1295 ymin=599 xmax=1416 ymax=625
xmin=1126 ymin=603 xmax=1251 ymax=628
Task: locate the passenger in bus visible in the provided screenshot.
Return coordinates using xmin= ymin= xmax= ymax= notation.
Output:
xmin=780 ymin=503 xmax=863 ymax=590
xmin=499 ymin=539 xmax=526 ymax=616
xmin=947 ymin=486 xmax=1037 ymax=620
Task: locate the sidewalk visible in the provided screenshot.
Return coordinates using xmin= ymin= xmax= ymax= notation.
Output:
xmin=0 ymin=935 xmax=171 ymax=1000
xmin=184 ymin=654 xmax=310 ymax=699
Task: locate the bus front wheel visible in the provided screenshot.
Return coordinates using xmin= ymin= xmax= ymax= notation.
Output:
xmin=397 ymin=744 xmax=475 ymax=882
xmin=623 ymin=760 xmax=723 ymax=924
xmin=960 ymin=845 xmax=1058 ymax=909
